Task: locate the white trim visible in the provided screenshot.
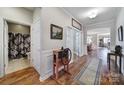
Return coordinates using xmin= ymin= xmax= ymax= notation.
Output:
xmin=0 ymin=17 xmax=4 ymax=78
xmin=39 ymin=64 xmax=64 ymax=81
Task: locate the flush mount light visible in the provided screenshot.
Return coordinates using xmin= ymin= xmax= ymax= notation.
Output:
xmin=88 ymin=10 xmax=98 ymax=19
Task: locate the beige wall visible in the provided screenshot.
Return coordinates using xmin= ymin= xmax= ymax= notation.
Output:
xmin=41 ymin=7 xmax=72 ymax=50
xmin=8 ymin=22 xmax=30 ymax=34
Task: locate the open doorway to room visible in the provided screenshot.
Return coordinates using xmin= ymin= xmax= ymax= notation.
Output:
xmin=4 ymin=21 xmax=31 ymax=74
xmin=98 ymin=33 xmax=110 ymax=49
xmin=87 ymin=28 xmax=111 ymax=53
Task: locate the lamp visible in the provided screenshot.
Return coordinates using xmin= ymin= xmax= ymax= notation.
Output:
xmin=88 ymin=10 xmax=98 ymax=19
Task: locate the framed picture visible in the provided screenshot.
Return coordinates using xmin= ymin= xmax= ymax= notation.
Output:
xmin=118 ymin=25 xmax=123 ymax=41
xmin=72 ymin=18 xmax=82 ymax=30
xmin=50 ymin=24 xmax=63 ymax=40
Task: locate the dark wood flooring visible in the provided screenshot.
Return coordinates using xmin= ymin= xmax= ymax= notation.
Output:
xmin=0 ymin=47 xmax=124 ymax=85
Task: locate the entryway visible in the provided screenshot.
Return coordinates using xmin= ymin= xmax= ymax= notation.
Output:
xmin=4 ymin=20 xmax=31 ymax=75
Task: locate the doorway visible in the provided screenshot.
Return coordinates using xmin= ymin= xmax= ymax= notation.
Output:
xmin=4 ymin=21 xmax=31 ymax=74
xmin=87 ymin=28 xmax=111 ymax=53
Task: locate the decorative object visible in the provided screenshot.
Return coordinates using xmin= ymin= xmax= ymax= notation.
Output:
xmin=53 ymin=48 xmax=72 ymax=79
xmin=8 ymin=32 xmax=30 ymax=59
xmin=50 ymin=24 xmax=63 ymax=40
xmin=88 ymin=9 xmax=98 ymax=19
xmin=118 ymin=25 xmax=123 ymax=41
xmin=107 ymin=51 xmax=123 ymax=74
xmin=72 ymin=18 xmax=82 ymax=30
xmin=115 ymin=45 xmax=122 ymax=54
xmin=61 ymin=46 xmax=64 ymax=50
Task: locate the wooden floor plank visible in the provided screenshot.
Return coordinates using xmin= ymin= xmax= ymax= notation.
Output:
xmin=0 ymin=48 xmax=124 ymax=85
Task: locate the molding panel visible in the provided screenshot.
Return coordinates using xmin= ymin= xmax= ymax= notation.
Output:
xmin=40 ymin=50 xmax=65 ymax=81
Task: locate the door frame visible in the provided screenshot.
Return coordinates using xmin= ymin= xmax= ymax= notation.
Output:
xmin=0 ymin=17 xmax=4 ymax=78
xmin=3 ymin=19 xmax=32 ymax=76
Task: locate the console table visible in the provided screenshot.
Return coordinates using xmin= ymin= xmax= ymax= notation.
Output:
xmin=107 ymin=52 xmax=123 ymax=73
xmin=53 ymin=49 xmax=70 ymax=79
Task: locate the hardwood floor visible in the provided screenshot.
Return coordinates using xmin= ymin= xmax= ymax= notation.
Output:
xmin=0 ymin=47 xmax=124 ymax=85
xmin=0 ymin=56 xmax=87 ymax=85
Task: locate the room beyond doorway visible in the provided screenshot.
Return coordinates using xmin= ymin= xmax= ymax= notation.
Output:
xmin=87 ymin=28 xmax=111 ymax=52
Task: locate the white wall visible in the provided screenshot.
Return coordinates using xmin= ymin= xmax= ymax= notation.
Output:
xmin=39 ymin=7 xmax=85 ymax=80
xmin=116 ymin=8 xmax=124 ymax=74
xmin=88 ymin=34 xmax=98 ymax=49
xmin=83 ymin=26 xmax=88 ymax=55
xmin=31 ymin=8 xmax=42 ymax=74
xmin=0 ymin=7 xmax=33 ymax=25
xmin=116 ymin=8 xmax=124 ymax=53
xmin=41 ymin=7 xmax=72 ymax=50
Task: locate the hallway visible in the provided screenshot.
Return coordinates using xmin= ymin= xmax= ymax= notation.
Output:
xmin=0 ymin=48 xmax=124 ymax=85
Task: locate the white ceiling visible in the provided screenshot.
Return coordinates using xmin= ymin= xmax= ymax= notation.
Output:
xmin=87 ymin=28 xmax=110 ymax=35
xmin=24 ymin=7 xmax=35 ymax=12
xmin=63 ymin=7 xmax=121 ymax=26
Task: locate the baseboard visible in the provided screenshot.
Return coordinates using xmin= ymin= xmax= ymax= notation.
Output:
xmin=39 ymin=66 xmax=64 ymax=81
xmin=39 ymin=72 xmax=52 ymax=81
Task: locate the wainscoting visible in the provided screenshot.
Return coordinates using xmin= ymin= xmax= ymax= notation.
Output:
xmin=39 ymin=50 xmax=54 ymax=81
xmin=39 ymin=49 xmax=73 ymax=81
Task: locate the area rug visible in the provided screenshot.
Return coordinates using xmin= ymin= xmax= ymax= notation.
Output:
xmin=73 ymin=58 xmax=102 ymax=85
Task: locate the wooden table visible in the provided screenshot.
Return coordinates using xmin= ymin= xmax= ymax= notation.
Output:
xmin=53 ymin=49 xmax=70 ymax=79
xmin=107 ymin=52 xmax=123 ymax=73
xmin=53 ymin=49 xmax=63 ymax=79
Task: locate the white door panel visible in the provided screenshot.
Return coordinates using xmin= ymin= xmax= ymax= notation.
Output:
xmin=4 ymin=21 xmax=8 ymax=73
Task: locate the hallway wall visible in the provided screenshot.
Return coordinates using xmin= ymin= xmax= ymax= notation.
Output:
xmin=116 ymin=8 xmax=124 ymax=53
xmin=115 ymin=8 xmax=124 ymax=74
xmin=39 ymin=7 xmax=85 ymax=80
xmin=41 ymin=7 xmax=72 ymax=50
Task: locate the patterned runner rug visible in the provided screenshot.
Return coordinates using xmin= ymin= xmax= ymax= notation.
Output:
xmin=73 ymin=58 xmax=102 ymax=85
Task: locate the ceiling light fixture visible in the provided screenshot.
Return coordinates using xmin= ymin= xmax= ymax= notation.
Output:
xmin=88 ymin=10 xmax=98 ymax=19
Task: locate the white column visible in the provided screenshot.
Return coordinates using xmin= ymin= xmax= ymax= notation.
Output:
xmin=83 ymin=26 xmax=88 ymax=55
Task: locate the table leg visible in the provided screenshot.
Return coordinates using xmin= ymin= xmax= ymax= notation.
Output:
xmin=53 ymin=64 xmax=55 ymax=76
xmin=55 ymin=63 xmax=59 ymax=79
xmin=115 ymin=55 xmax=117 ymax=67
xmin=119 ymin=56 xmax=122 ymax=74
xmin=108 ymin=54 xmax=110 ymax=70
xmin=67 ymin=64 xmax=69 ymax=72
